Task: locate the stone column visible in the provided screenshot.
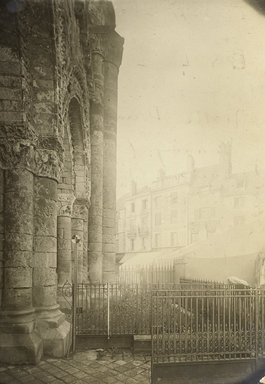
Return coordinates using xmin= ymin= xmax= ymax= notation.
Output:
xmin=0 ymin=169 xmax=42 ymax=364
xmin=83 ymin=212 xmax=88 ymax=281
xmin=72 ymin=200 xmax=88 ymax=283
xmin=0 ymin=169 xmax=4 ymax=308
xmin=102 ymin=32 xmax=123 ymax=282
xmin=33 ymin=176 xmax=71 ymax=357
xmin=88 ymin=36 xmax=104 ymax=283
xmin=57 ymin=194 xmax=75 ymax=286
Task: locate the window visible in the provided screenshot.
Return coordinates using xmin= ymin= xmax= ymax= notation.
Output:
xmin=142 ymin=199 xmax=148 ymax=210
xmin=155 ymin=212 xmax=161 ymax=226
xmin=234 ymin=216 xmax=245 ymax=226
xmin=142 ymin=237 xmax=146 ymax=250
xmin=154 ymin=233 xmax=161 ymax=248
xmin=130 ymin=219 xmax=136 ymax=233
xmin=206 ymin=221 xmax=217 ymax=233
xmin=171 ymin=210 xmax=178 ymax=223
xmin=234 ymin=197 xmax=244 ymax=208
xmin=194 ymin=209 xmax=201 ymax=220
xmin=195 ymin=207 xmax=215 ymax=220
xmin=171 ymin=232 xmax=178 ymax=246
xmin=171 ymin=192 xmax=178 ymax=204
xmin=131 ymin=202 xmax=135 ymax=213
xmin=130 ymin=239 xmax=135 ymax=251
xmin=237 ymin=179 xmax=245 ymax=189
xmin=141 ymin=215 xmax=148 ymax=230
xmin=191 ymin=222 xmax=199 ymax=234
xmin=154 ymin=196 xmax=162 ymax=209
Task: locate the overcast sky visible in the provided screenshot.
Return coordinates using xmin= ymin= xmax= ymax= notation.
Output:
xmin=112 ymin=0 xmax=265 ymax=197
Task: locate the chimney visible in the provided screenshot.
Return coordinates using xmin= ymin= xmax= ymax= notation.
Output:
xmin=187 ymin=154 xmax=195 ymax=174
xmin=219 ymin=142 xmax=232 ymax=177
xmin=131 ymin=180 xmax=137 ymax=195
xmin=159 ymin=168 xmax=166 ymax=181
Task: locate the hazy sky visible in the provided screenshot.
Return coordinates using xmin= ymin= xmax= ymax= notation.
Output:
xmin=112 ymin=0 xmax=265 ymax=197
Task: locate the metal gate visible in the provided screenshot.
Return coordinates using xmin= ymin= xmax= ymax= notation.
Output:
xmin=151 ymin=286 xmax=265 ymax=369
xmin=74 ymin=283 xmax=152 ymax=336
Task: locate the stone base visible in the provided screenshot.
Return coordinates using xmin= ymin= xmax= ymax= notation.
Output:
xmin=133 ymin=334 xmax=151 ymax=353
xmin=41 ymin=320 xmax=71 ymax=357
xmin=36 ymin=306 xmax=72 ymax=357
xmin=0 ymin=331 xmax=43 ymax=364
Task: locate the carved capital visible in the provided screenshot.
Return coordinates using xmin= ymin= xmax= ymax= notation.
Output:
xmin=90 ymin=31 xmax=105 ymax=57
xmin=0 ymin=123 xmax=64 ymax=181
xmin=57 ymin=193 xmax=75 ymax=217
xmin=33 ymin=147 xmax=63 ymax=181
xmin=72 ymin=198 xmax=90 ymax=220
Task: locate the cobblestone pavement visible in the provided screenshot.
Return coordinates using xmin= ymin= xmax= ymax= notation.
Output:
xmin=0 ymin=351 xmax=151 ymax=384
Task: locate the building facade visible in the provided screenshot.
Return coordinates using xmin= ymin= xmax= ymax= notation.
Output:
xmin=117 ymin=145 xmax=265 ymax=256
xmin=0 ymin=0 xmax=123 ymax=364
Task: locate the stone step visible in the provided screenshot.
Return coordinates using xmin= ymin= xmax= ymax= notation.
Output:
xmin=133 ymin=334 xmax=151 ymax=353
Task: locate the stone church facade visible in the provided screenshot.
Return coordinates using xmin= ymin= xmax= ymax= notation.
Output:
xmin=0 ymin=0 xmax=123 ymax=364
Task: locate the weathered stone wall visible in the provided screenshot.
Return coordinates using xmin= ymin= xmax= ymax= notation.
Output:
xmin=0 ymin=0 xmax=123 ymax=364
xmin=0 ymin=169 xmax=3 ymax=308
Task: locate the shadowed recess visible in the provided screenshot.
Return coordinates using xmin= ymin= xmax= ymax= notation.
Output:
xmin=5 ymin=0 xmax=25 ymax=13
xmin=245 ymin=0 xmax=265 ymax=15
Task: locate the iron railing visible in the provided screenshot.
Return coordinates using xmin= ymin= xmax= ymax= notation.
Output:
xmin=151 ymin=286 xmax=265 ymax=366
xmin=75 ymin=283 xmax=154 ymax=335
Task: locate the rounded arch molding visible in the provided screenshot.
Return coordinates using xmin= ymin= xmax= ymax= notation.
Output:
xmin=59 ymin=65 xmax=91 ymax=204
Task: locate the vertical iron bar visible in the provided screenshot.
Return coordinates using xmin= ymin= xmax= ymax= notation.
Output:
xmin=107 ymin=282 xmax=110 ymax=339
xmin=72 ymin=237 xmax=78 ymax=353
xmin=255 ymin=289 xmax=258 ymax=362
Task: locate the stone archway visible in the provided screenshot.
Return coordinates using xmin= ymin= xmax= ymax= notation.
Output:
xmin=57 ymin=97 xmax=89 ymax=286
xmin=68 ymin=98 xmax=89 ymax=283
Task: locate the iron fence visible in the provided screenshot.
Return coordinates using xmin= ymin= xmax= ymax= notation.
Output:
xmin=74 ymin=282 xmax=184 ymax=336
xmin=151 ymin=286 xmax=265 ymax=366
xmin=75 ymin=283 xmax=155 ymax=335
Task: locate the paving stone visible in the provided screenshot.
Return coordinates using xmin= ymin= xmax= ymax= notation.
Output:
xmin=60 ymin=377 xmax=77 ymax=384
xmin=102 ymin=376 xmax=117 ymax=384
xmin=115 ymin=359 xmax=127 ymax=365
xmin=0 ymin=351 xmax=151 ymax=384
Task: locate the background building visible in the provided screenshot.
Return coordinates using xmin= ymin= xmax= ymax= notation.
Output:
xmin=116 ymin=144 xmax=265 ymax=264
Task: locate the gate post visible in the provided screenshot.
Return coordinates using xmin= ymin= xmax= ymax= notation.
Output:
xmin=107 ymin=282 xmax=110 ymax=339
xmin=72 ymin=235 xmax=81 ymax=353
xmin=255 ymin=288 xmax=259 ymax=363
